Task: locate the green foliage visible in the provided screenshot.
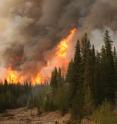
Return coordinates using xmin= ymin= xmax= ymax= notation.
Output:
xmin=96 ymin=30 xmax=116 ymax=104
xmin=66 ymin=41 xmax=84 ymax=119
xmin=92 ymin=102 xmax=117 ymax=124
xmin=0 ymin=30 xmax=117 ymax=124
xmin=49 ymin=30 xmax=117 ymax=120
xmin=81 ymin=34 xmax=95 ymax=115
xmin=27 ymin=85 xmax=53 ymax=112
xmin=50 ymin=68 xmax=58 ymax=90
xmin=54 ymin=83 xmax=69 ymax=114
xmin=0 ymin=82 xmax=32 ymax=112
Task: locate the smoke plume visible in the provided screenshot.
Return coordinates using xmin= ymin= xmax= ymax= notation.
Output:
xmin=0 ymin=0 xmax=117 ymax=82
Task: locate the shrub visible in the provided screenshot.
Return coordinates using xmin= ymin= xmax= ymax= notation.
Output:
xmin=92 ymin=102 xmax=117 ymax=124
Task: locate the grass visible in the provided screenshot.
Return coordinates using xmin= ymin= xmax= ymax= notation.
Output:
xmin=92 ymin=102 xmax=117 ymax=124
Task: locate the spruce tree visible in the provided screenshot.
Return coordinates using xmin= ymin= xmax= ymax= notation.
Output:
xmin=99 ymin=30 xmax=116 ymax=104
xmin=66 ymin=41 xmax=84 ymax=119
xmin=81 ymin=34 xmax=95 ymax=115
xmin=50 ymin=68 xmax=58 ymax=90
xmin=104 ymin=30 xmax=116 ymax=103
xmin=113 ymin=47 xmax=117 ymax=91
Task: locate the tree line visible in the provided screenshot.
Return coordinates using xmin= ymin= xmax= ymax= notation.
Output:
xmin=0 ymin=81 xmax=32 ymax=112
xmin=49 ymin=30 xmax=117 ymax=121
xmin=0 ymin=30 xmax=117 ymax=122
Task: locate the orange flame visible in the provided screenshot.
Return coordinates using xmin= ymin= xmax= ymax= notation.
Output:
xmin=31 ymin=73 xmax=44 ymax=85
xmin=0 ymin=28 xmax=77 ymax=85
xmin=56 ymin=28 xmax=77 ymax=58
xmin=6 ymin=67 xmax=21 ymax=84
xmin=57 ymin=40 xmax=68 ymax=57
xmin=40 ymin=28 xmax=77 ymax=79
xmin=4 ymin=67 xmax=44 ymax=85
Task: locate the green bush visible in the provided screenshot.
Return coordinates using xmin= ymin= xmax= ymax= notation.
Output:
xmin=92 ymin=102 xmax=117 ymax=124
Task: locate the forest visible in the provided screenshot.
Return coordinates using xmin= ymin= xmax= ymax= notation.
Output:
xmin=0 ymin=30 xmax=117 ymax=123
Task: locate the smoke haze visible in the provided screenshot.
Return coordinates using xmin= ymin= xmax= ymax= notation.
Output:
xmin=0 ymin=0 xmax=117 ymax=82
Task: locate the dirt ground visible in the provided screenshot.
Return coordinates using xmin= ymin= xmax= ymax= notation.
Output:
xmin=0 ymin=108 xmax=70 ymax=124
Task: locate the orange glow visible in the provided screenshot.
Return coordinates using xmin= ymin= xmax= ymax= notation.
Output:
xmin=31 ymin=73 xmax=44 ymax=85
xmin=40 ymin=28 xmax=77 ymax=79
xmin=0 ymin=28 xmax=77 ymax=85
xmin=57 ymin=40 xmax=68 ymax=57
xmin=56 ymin=28 xmax=77 ymax=58
xmin=4 ymin=67 xmax=44 ymax=85
xmin=6 ymin=67 xmax=21 ymax=84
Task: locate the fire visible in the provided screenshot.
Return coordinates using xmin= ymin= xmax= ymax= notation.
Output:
xmin=5 ymin=67 xmax=44 ymax=84
xmin=57 ymin=28 xmax=77 ymax=58
xmin=57 ymin=40 xmax=68 ymax=57
xmin=4 ymin=67 xmax=44 ymax=84
xmin=40 ymin=28 xmax=77 ymax=79
xmin=6 ymin=67 xmax=21 ymax=84
xmin=0 ymin=28 xmax=77 ymax=85
xmin=32 ymin=73 xmax=44 ymax=85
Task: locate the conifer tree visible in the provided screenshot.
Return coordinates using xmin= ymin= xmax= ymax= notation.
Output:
xmin=94 ymin=52 xmax=102 ymax=105
xmin=113 ymin=47 xmax=117 ymax=91
xmin=104 ymin=30 xmax=116 ymax=103
xmin=50 ymin=68 xmax=58 ymax=90
xmin=99 ymin=30 xmax=116 ymax=104
xmin=81 ymin=34 xmax=95 ymax=115
xmin=66 ymin=41 xmax=84 ymax=119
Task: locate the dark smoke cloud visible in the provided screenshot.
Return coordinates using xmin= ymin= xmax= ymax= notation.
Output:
xmin=3 ymin=43 xmax=24 ymax=69
xmin=0 ymin=0 xmax=117 ymax=74
xmin=82 ymin=0 xmax=117 ymax=32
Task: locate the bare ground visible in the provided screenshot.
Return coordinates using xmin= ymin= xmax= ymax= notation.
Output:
xmin=0 ymin=108 xmax=70 ymax=124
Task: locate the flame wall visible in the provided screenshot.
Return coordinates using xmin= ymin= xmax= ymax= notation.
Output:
xmin=0 ymin=28 xmax=78 ymax=84
xmin=0 ymin=0 xmax=117 ymax=84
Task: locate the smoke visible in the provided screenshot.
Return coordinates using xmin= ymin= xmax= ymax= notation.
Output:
xmin=82 ymin=0 xmax=117 ymax=31
xmin=89 ymin=28 xmax=117 ymax=50
xmin=0 ymin=0 xmax=117 ymax=81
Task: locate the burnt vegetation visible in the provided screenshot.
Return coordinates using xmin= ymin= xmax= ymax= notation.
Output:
xmin=0 ymin=30 xmax=117 ymax=122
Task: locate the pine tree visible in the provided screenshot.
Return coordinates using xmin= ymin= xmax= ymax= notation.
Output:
xmin=99 ymin=30 xmax=116 ymax=104
xmin=57 ymin=68 xmax=64 ymax=87
xmin=66 ymin=60 xmax=74 ymax=84
xmin=113 ymin=47 xmax=117 ymax=91
xmin=93 ymin=46 xmax=105 ymax=105
xmin=81 ymin=34 xmax=95 ymax=115
xmin=104 ymin=30 xmax=116 ymax=103
xmin=66 ymin=41 xmax=84 ymax=119
xmin=94 ymin=52 xmax=103 ymax=105
xmin=50 ymin=68 xmax=58 ymax=90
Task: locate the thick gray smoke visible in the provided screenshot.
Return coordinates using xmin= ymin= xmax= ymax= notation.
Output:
xmin=0 ymin=0 xmax=117 ymax=76
xmin=83 ymin=0 xmax=117 ymax=31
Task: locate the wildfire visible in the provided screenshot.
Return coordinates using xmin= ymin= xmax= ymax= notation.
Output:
xmin=0 ymin=28 xmax=77 ymax=85
xmin=40 ymin=28 xmax=77 ymax=79
xmin=5 ymin=67 xmax=44 ymax=84
xmin=56 ymin=28 xmax=77 ymax=58
xmin=57 ymin=40 xmax=68 ymax=57
xmin=32 ymin=73 xmax=44 ymax=85
xmin=6 ymin=67 xmax=21 ymax=84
